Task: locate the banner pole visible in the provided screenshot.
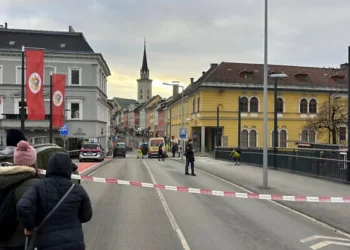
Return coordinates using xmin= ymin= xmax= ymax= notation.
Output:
xmin=21 ymin=46 xmax=25 ymax=133
xmin=49 ymin=72 xmax=53 ymax=143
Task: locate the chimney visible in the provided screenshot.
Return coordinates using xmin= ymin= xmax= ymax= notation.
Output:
xmin=172 ymin=85 xmax=179 ymax=97
xmin=190 ymin=78 xmax=194 ymax=85
xmin=340 ymin=63 xmax=348 ymax=70
xmin=69 ymin=25 xmax=75 ymax=33
xmin=5 ymin=22 xmax=7 ymax=29
xmin=210 ymin=63 xmax=218 ymax=68
xmin=202 ymin=71 xmax=205 ymax=76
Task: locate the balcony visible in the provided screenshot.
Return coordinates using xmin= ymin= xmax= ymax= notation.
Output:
xmin=1 ymin=114 xmax=51 ymax=128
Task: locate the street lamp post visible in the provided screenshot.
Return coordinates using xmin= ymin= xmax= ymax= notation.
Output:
xmin=262 ymin=0 xmax=269 ymax=188
xmin=269 ymin=73 xmax=288 ymax=169
xmin=238 ymin=96 xmax=241 ymax=147
xmin=216 ymin=105 xmax=219 ymax=157
xmin=163 ymin=81 xmax=185 ymax=160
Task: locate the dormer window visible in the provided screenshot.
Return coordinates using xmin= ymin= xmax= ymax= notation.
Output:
xmin=240 ymin=69 xmax=254 ymax=80
xmin=294 ymin=73 xmax=308 ymax=81
xmin=60 ymin=43 xmax=66 ymax=48
xmin=9 ymin=41 xmax=15 ymax=45
xmin=331 ymin=74 xmax=345 ymax=83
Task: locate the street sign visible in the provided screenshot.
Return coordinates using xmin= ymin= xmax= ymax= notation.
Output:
xmin=60 ymin=124 xmax=68 ymax=136
xmin=179 ymin=128 xmax=187 ymax=139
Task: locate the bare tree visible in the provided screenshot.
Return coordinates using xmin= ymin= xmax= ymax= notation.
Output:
xmin=305 ymin=97 xmax=347 ymax=144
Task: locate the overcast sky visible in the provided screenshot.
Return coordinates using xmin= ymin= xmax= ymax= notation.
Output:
xmin=1 ymin=0 xmax=350 ymax=99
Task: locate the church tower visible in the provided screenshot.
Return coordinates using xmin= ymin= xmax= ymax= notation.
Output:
xmin=137 ymin=40 xmax=152 ymax=103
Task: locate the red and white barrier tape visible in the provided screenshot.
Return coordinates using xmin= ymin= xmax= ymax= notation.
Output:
xmin=39 ymin=170 xmax=350 ymax=203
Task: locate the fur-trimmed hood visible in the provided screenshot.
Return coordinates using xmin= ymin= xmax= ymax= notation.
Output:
xmin=0 ymin=165 xmax=36 ymax=190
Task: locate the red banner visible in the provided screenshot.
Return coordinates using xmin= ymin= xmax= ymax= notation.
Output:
xmin=26 ymin=50 xmax=45 ymax=120
xmin=52 ymin=74 xmax=66 ymax=128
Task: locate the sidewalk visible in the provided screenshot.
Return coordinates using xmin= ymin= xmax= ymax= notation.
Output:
xmin=172 ymin=157 xmax=350 ymax=233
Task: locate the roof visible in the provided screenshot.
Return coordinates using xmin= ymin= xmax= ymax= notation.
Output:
xmin=169 ymin=61 xmax=349 ymax=105
xmin=141 ymin=41 xmax=149 ymax=73
xmin=0 ymin=26 xmax=94 ymax=53
xmin=113 ymin=97 xmax=138 ymax=109
xmin=133 ymin=95 xmax=162 ymax=112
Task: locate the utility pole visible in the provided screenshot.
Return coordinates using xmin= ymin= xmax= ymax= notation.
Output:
xmin=263 ymin=0 xmax=269 ymax=188
xmin=20 ymin=46 xmax=25 ymax=133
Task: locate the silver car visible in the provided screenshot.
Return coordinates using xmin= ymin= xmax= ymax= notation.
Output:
xmin=79 ymin=143 xmax=105 ymax=162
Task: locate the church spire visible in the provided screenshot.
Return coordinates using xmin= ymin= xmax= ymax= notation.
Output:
xmin=140 ymin=38 xmax=149 ymax=79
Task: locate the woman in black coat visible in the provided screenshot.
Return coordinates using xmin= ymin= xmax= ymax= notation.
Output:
xmin=17 ymin=152 xmax=92 ymax=250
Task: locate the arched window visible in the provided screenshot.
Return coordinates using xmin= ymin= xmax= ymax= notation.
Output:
xmin=140 ymin=89 xmax=143 ymax=94
xmin=301 ymin=130 xmax=308 ymax=141
xmin=276 ymin=98 xmax=284 ymax=113
xmin=250 ymin=97 xmax=259 ymax=113
xmin=147 ymin=89 xmax=150 ymax=94
xmin=197 ymin=97 xmax=200 ymax=112
xmin=192 ymin=99 xmax=195 ymax=113
xmin=240 ymin=130 xmax=248 ymax=147
xmin=309 ymin=99 xmax=317 ymax=114
xmin=300 ymin=98 xmax=308 ymax=113
xmin=140 ymin=95 xmax=143 ymax=100
xmin=271 ymin=130 xmax=278 ymax=147
xmin=280 ymin=130 xmax=287 ymax=147
xmin=249 ymin=130 xmax=257 ymax=147
xmin=240 ymin=97 xmax=248 ymax=112
xmin=309 ymin=130 xmax=315 ymax=143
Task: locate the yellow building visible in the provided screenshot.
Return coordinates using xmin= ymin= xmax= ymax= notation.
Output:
xmin=167 ymin=62 xmax=348 ymax=153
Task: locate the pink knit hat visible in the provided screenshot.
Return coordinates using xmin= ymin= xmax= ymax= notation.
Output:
xmin=14 ymin=140 xmax=37 ymax=166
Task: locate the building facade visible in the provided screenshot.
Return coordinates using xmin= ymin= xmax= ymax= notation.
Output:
xmin=0 ymin=24 xmax=111 ymax=150
xmin=167 ymin=62 xmax=348 ymax=153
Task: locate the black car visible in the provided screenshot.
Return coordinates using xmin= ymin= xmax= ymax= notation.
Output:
xmin=0 ymin=144 xmax=81 ymax=184
xmin=113 ymin=142 xmax=126 ymax=158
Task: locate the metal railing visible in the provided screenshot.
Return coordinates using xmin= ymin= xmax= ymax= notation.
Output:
xmin=215 ymin=147 xmax=350 ymax=183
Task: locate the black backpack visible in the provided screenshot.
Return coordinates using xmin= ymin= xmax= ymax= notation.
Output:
xmin=0 ymin=181 xmax=23 ymax=242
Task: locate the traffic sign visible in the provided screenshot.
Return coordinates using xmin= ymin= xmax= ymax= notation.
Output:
xmin=60 ymin=124 xmax=68 ymax=136
xmin=179 ymin=128 xmax=187 ymax=139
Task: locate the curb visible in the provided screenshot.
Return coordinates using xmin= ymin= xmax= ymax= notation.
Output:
xmin=79 ymin=159 xmax=112 ymax=176
xmin=170 ymin=157 xmax=350 ymax=235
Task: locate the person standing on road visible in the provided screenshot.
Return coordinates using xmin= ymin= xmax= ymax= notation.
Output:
xmin=17 ymin=152 xmax=92 ymax=250
xmin=185 ymin=139 xmax=196 ymax=176
xmin=0 ymin=140 xmax=40 ymax=250
xmin=158 ymin=143 xmax=164 ymax=161
xmin=172 ymin=143 xmax=178 ymax=158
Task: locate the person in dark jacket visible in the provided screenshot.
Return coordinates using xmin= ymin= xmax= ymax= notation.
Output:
xmin=0 ymin=129 xmax=27 ymax=164
xmin=158 ymin=143 xmax=164 ymax=161
xmin=17 ymin=152 xmax=92 ymax=250
xmin=0 ymin=140 xmax=39 ymax=250
xmin=185 ymin=139 xmax=196 ymax=176
xmin=171 ymin=143 xmax=178 ymax=158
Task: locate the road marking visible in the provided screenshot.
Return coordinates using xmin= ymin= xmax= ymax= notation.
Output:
xmin=310 ymin=241 xmax=350 ymax=249
xmin=301 ymin=235 xmax=350 ymax=243
xmin=195 ymin=167 xmax=350 ymax=239
xmin=143 ymin=160 xmax=191 ymax=250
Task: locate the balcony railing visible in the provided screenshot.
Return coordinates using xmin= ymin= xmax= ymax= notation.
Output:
xmin=3 ymin=114 xmax=51 ymax=120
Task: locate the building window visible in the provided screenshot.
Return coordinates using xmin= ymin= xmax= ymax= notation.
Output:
xmin=250 ymin=97 xmax=258 ymax=113
xmin=339 ymin=127 xmax=347 ymax=141
xmin=192 ymin=99 xmax=195 ymax=113
xmin=271 ymin=130 xmax=278 ymax=147
xmin=69 ymin=67 xmax=82 ymax=86
xmin=309 ymin=130 xmax=315 ymax=143
xmin=67 ymin=100 xmax=83 ymax=120
xmin=147 ymin=89 xmax=150 ymax=94
xmin=249 ymin=130 xmax=257 ymax=147
xmin=140 ymin=95 xmax=143 ymax=100
xmin=298 ymin=75 xmax=308 ymax=81
xmin=276 ymin=98 xmax=284 ymax=113
xmin=336 ymin=78 xmax=345 ymax=84
xmin=147 ymin=95 xmax=150 ymax=99
xmin=0 ymin=97 xmax=3 ymax=119
xmin=240 ymin=97 xmax=248 ymax=112
xmin=280 ymin=130 xmax=287 ymax=147
xmin=301 ymin=130 xmax=308 ymax=142
xmin=240 ymin=130 xmax=248 ymax=147
xmin=197 ymin=97 xmax=200 ymax=112
xmin=140 ymin=89 xmax=143 ymax=94
xmin=16 ymin=66 xmax=26 ymax=85
xmin=309 ymin=99 xmax=317 ymax=114
xmin=300 ymin=98 xmax=308 ymax=113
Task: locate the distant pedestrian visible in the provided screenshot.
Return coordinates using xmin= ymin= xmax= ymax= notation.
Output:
xmin=17 ymin=152 xmax=92 ymax=250
xmin=172 ymin=143 xmax=178 ymax=157
xmin=185 ymin=139 xmax=196 ymax=176
xmin=158 ymin=143 xmax=164 ymax=161
xmin=178 ymin=145 xmax=182 ymax=158
xmin=230 ymin=147 xmax=241 ymax=165
xmin=0 ymin=140 xmax=40 ymax=250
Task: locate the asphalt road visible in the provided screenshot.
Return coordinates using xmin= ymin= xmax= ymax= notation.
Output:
xmin=82 ymin=153 xmax=350 ymax=250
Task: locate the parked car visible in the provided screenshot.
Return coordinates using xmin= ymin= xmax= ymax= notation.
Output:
xmin=148 ymin=137 xmax=166 ymax=158
xmin=79 ymin=143 xmax=105 ymax=162
xmin=113 ymin=142 xmax=126 ymax=158
xmin=0 ymin=143 xmax=81 ymax=184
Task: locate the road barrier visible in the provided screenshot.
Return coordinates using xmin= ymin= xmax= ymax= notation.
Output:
xmin=38 ymin=169 xmax=350 ymax=203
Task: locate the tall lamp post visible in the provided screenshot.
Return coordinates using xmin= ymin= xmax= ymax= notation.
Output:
xmin=163 ymin=81 xmax=185 ymax=160
xmin=347 ymin=45 xmax=350 ymax=182
xmin=238 ymin=96 xmax=241 ymax=147
xmin=269 ymin=73 xmax=288 ymax=169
